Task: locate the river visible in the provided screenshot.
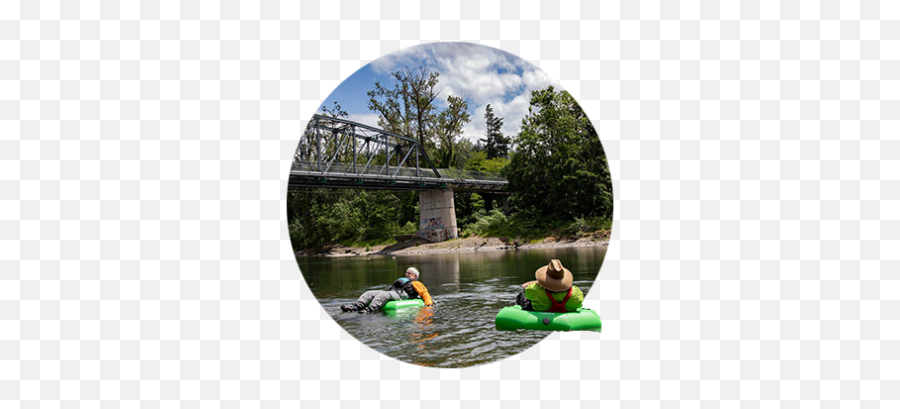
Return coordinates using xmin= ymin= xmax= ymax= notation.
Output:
xmin=296 ymin=245 xmax=607 ymax=368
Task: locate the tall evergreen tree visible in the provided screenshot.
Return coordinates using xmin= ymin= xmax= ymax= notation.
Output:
xmin=482 ymin=104 xmax=508 ymax=159
xmin=497 ymin=127 xmax=510 ymax=159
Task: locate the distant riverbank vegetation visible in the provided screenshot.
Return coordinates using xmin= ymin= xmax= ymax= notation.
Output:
xmin=288 ymin=67 xmax=612 ymax=252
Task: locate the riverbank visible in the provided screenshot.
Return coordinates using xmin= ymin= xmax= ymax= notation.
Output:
xmin=294 ymin=232 xmax=609 ymax=258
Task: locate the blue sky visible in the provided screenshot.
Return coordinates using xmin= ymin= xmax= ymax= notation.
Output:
xmin=319 ymin=42 xmax=559 ymax=143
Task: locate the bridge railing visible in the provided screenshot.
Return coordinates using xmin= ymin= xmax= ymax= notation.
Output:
xmin=291 ymin=161 xmax=439 ymax=179
xmin=434 ymin=168 xmax=506 ymax=182
xmin=292 ymin=160 xmax=505 ymax=181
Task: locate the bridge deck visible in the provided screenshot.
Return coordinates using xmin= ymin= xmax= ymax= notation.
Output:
xmin=288 ymin=168 xmax=508 ymax=193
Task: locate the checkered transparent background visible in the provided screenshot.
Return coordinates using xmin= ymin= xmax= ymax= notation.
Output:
xmin=2 ymin=0 xmax=898 ymax=406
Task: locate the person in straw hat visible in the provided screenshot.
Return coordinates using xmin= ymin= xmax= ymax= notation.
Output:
xmin=515 ymin=259 xmax=584 ymax=312
xmin=340 ymin=267 xmax=434 ymax=313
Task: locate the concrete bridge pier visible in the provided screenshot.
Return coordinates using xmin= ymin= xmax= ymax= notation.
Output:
xmin=415 ymin=190 xmax=458 ymax=242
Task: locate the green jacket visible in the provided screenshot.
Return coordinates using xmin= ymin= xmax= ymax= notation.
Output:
xmin=524 ymin=282 xmax=584 ymax=312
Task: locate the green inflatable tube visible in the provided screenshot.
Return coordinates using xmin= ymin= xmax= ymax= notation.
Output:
xmin=495 ymin=305 xmax=602 ymax=332
xmin=381 ymin=299 xmax=425 ymax=311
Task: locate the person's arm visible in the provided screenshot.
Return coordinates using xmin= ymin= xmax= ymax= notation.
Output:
xmin=522 ymin=282 xmax=546 ymax=311
xmin=411 ymin=281 xmax=433 ymax=305
xmin=567 ymin=286 xmax=585 ymax=312
xmin=521 ymin=280 xmax=538 ymax=288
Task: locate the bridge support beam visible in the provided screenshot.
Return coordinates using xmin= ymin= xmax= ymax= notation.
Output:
xmin=415 ymin=189 xmax=458 ymax=242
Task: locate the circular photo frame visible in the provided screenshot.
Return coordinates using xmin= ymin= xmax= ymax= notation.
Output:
xmin=287 ymin=42 xmax=612 ymax=368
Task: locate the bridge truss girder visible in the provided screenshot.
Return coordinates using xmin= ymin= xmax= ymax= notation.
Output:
xmin=294 ymin=114 xmax=441 ymax=179
xmin=290 ymin=114 xmax=508 ymax=193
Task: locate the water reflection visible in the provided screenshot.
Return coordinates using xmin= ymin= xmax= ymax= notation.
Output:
xmin=297 ymin=246 xmax=606 ymax=367
xmin=408 ymin=307 xmax=438 ymax=348
xmin=399 ymin=252 xmax=460 ymax=291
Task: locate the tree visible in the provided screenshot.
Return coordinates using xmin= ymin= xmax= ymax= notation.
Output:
xmin=454 ymin=138 xmax=476 ymax=169
xmin=503 ymin=86 xmax=612 ymax=222
xmin=366 ymin=66 xmax=440 ymax=148
xmin=366 ymin=79 xmax=410 ymax=137
xmin=433 ymin=95 xmax=471 ymax=168
xmin=287 ymin=189 xmax=419 ymax=251
xmin=482 ymin=104 xmax=510 ymax=159
xmin=320 ymin=101 xmax=348 ymax=119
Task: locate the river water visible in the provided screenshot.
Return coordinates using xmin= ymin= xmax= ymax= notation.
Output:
xmin=297 ymin=245 xmax=607 ymax=368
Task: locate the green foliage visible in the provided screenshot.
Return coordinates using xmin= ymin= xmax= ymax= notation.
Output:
xmin=503 ymin=85 xmax=613 ymax=223
xmin=287 ymin=189 xmax=419 ymax=251
xmin=466 ymin=150 xmax=509 ymax=173
xmin=568 ymin=217 xmax=591 ymax=234
xmin=462 ymin=209 xmax=510 ymax=237
xmin=453 ymin=139 xmax=477 ymax=169
xmin=290 ymin=79 xmax=614 ymax=252
xmin=461 ymin=209 xmax=573 ymax=241
xmin=321 ymin=101 xmax=348 ymax=119
xmin=482 ymin=104 xmax=511 ymax=159
xmin=397 ymin=221 xmax=418 ymax=235
xmin=454 ymin=192 xmax=485 ymax=227
xmin=562 ymin=216 xmax=612 ymax=236
xmin=366 ymin=66 xmax=441 ymax=146
xmin=433 ymin=95 xmax=471 ymax=168
xmin=466 ymin=150 xmax=488 ymax=169
xmin=365 ymin=66 xmax=475 ymax=169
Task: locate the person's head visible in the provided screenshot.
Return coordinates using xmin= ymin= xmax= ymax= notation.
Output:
xmin=534 ymin=259 xmax=573 ymax=292
xmin=405 ymin=267 xmax=420 ymax=280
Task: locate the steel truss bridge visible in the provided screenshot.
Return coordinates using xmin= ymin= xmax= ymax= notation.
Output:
xmin=289 ymin=115 xmax=509 ymax=193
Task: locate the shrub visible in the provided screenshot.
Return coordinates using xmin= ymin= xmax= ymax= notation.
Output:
xmin=563 ymin=216 xmax=612 ymax=237
xmin=568 ymin=217 xmax=591 ymax=235
xmin=463 ymin=209 xmax=511 ymax=237
xmin=397 ymin=221 xmax=418 ymax=235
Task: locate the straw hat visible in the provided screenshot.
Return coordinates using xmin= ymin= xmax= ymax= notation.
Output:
xmin=534 ymin=259 xmax=573 ymax=292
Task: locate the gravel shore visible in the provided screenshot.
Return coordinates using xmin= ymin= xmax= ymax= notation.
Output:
xmin=295 ymin=234 xmax=609 ymax=258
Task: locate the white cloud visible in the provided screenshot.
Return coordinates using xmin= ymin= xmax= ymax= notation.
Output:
xmin=369 ymin=43 xmax=555 ymax=105
xmin=460 ymin=92 xmax=532 ymax=143
xmin=364 ymin=42 xmax=563 ymax=143
xmin=346 ymin=113 xmax=381 ymax=129
xmin=521 ymin=68 xmax=555 ymax=91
